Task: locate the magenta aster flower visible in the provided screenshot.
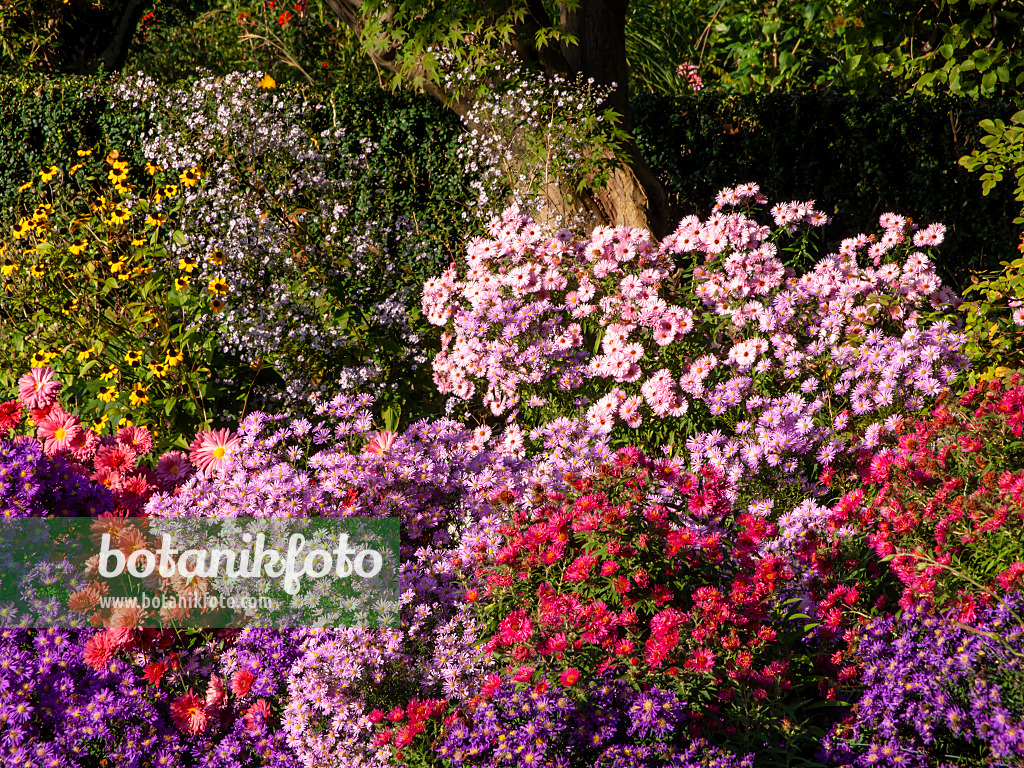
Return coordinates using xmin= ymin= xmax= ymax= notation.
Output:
xmin=154 ymin=450 xmax=193 ymax=488
xmin=116 ymin=425 xmax=154 ymax=455
xmin=17 ymin=367 xmax=61 ymax=410
xmin=189 ymin=429 xmax=240 ymax=473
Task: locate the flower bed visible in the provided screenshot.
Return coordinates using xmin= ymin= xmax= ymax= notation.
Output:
xmin=1 ymin=180 xmax=1022 ymax=767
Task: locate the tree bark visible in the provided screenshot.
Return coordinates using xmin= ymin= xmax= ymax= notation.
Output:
xmin=321 ymin=0 xmax=671 ymax=236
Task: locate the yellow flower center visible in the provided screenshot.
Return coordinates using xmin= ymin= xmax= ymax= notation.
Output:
xmin=213 ymin=447 xmax=226 ymax=459
xmin=54 ymin=429 xmax=66 ymax=440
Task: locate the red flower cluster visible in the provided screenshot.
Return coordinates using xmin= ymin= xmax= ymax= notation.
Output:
xmin=475 ymin=448 xmax=804 ymax=728
xmin=369 ymin=697 xmax=447 ymax=749
xmin=827 ymin=380 xmax=1024 ymax=611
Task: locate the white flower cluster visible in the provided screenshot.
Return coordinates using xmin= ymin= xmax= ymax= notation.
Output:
xmin=438 ymin=54 xmax=617 ymax=231
xmin=111 ymin=71 xmax=438 ymax=406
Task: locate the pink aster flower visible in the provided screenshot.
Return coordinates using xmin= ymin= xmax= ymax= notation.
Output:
xmin=189 ymin=429 xmax=240 ymax=474
xmin=116 ymin=425 xmax=153 ymax=455
xmin=154 ymin=450 xmax=193 ymax=488
xmin=18 ymin=367 xmax=61 ymax=410
xmin=363 ymin=430 xmax=397 ymax=456
xmin=36 ymin=412 xmax=82 ymax=457
xmin=170 ymin=690 xmax=210 ymax=735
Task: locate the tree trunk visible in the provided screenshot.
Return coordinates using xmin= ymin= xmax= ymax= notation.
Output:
xmin=321 ymin=0 xmax=671 ymax=236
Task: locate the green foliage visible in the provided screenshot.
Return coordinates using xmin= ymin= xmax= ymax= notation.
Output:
xmin=624 ymin=0 xmax=709 ymax=95
xmin=683 ymin=0 xmax=1024 ymax=98
xmin=0 ymin=0 xmax=132 ymax=75
xmin=355 ymin=0 xmax=578 ymax=97
xmin=959 ymin=108 xmax=1024 ymax=226
xmin=959 ymin=249 xmax=1024 ymax=385
xmin=632 ymin=90 xmax=1022 ymax=288
xmin=125 ymin=0 xmax=378 ymax=87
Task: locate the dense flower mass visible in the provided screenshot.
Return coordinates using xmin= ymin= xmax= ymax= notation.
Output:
xmin=424 ymin=190 xmax=968 ymax=514
xmin=821 ymin=595 xmax=1024 ymax=766
xmin=0 ymin=178 xmax=1018 ymax=767
xmin=824 ymin=380 xmax=1024 ymax=611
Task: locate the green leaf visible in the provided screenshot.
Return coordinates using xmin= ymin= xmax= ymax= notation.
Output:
xmin=171 ymin=230 xmax=187 ymax=246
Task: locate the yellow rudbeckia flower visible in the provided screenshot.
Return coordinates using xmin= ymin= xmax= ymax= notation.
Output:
xmin=207 ymin=277 xmax=228 ymax=296
xmin=129 ymin=383 xmax=148 ymax=406
xmin=40 ymin=166 xmax=59 ymax=182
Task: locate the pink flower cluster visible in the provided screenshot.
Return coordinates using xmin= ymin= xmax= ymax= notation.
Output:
xmin=424 ymin=186 xmax=969 ymax=501
xmin=10 ymin=367 xmax=194 ymax=509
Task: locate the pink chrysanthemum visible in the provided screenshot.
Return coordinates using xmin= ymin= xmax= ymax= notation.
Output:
xmin=189 ymin=429 xmax=240 ymax=474
xmin=154 ymin=450 xmax=193 ymax=488
xmin=37 ymin=412 xmax=82 ymax=457
xmin=169 ymin=690 xmax=210 ymax=735
xmin=91 ymin=467 xmax=122 ymax=489
xmin=94 ymin=444 xmax=137 ymax=474
xmin=116 ymin=425 xmax=154 ymax=455
xmin=68 ymin=429 xmax=100 ymax=462
xmin=112 ymin=471 xmax=155 ymax=512
xmin=17 ymin=368 xmax=61 ymax=410
xmin=243 ymin=698 xmax=273 ymax=731
xmin=231 ymin=668 xmax=255 ymax=697
xmin=0 ymin=401 xmax=22 ymax=432
xmin=205 ymin=675 xmax=227 ymax=710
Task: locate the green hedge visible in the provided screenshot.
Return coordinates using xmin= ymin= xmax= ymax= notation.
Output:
xmin=1 ymin=76 xmax=1020 ymax=294
xmin=633 ymin=91 xmax=1023 ymax=290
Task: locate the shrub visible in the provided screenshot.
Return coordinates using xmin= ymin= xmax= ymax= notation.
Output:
xmin=958 ymin=244 xmax=1024 ymax=385
xmin=0 ymin=146 xmax=228 ymax=451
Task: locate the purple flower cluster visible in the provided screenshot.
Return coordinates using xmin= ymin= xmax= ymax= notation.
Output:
xmin=0 ymin=627 xmax=299 ymax=767
xmin=821 ymin=594 xmax=1024 ymax=767
xmin=438 ymin=675 xmax=753 ymax=768
xmin=145 ymin=394 xmax=528 ymax=765
xmin=0 ymin=438 xmax=114 ymax=518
